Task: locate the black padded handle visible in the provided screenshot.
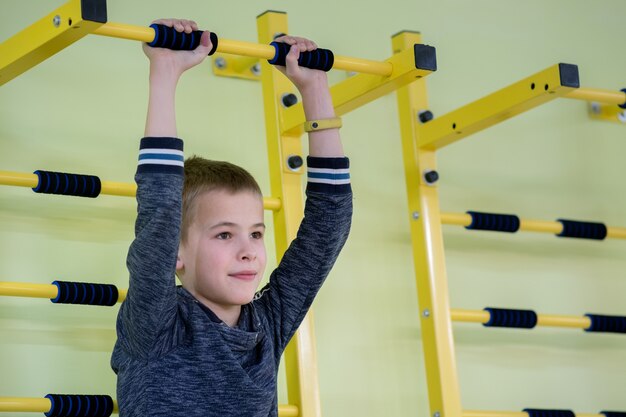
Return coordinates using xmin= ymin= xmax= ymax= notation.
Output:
xmin=484 ymin=308 xmax=537 ymax=329
xmin=51 ymin=281 xmax=119 ymax=306
xmin=44 ymin=394 xmax=114 ymax=417
xmin=585 ymin=314 xmax=626 ymax=334
xmin=466 ymin=211 xmax=520 ymax=233
xmin=268 ymin=42 xmax=334 ymax=72
xmin=556 ymin=219 xmax=607 ymax=240
xmin=148 ymin=24 xmax=218 ymax=55
xmin=32 ymin=170 xmax=101 ymax=198
xmin=524 ymin=409 xmax=575 ymax=417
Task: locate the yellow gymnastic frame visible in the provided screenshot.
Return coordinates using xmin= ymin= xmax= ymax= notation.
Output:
xmin=0 ymin=2 xmax=436 ymax=416
xmin=393 ymin=31 xmax=625 ymax=417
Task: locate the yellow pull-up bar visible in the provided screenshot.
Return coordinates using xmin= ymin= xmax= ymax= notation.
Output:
xmin=566 ymin=88 xmax=626 ymax=106
xmin=0 ymin=170 xmax=282 ymax=211
xmin=93 ymin=23 xmax=393 ymax=76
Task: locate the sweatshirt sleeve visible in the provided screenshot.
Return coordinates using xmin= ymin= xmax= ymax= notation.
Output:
xmin=116 ymin=137 xmax=185 ymax=359
xmin=254 ymin=156 xmax=353 ymax=354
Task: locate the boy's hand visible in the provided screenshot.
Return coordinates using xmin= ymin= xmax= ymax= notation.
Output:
xmin=273 ymin=35 xmax=329 ymax=95
xmin=143 ymin=18 xmax=213 ymax=79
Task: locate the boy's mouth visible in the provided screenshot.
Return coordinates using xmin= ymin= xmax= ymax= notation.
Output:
xmin=229 ymin=271 xmax=257 ymax=281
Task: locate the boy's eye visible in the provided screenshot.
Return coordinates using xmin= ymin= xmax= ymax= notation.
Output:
xmin=251 ymin=231 xmax=263 ymax=239
xmin=216 ymin=232 xmax=231 ymax=240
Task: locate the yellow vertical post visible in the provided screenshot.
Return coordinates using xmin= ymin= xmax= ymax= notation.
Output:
xmin=393 ymin=32 xmax=462 ymax=417
xmin=257 ymin=11 xmax=321 ymax=417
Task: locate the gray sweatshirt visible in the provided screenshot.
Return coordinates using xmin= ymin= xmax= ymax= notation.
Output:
xmin=111 ymin=137 xmax=352 ymax=417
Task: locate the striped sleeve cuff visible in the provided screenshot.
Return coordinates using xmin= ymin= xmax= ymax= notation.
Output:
xmin=137 ymin=137 xmax=184 ymax=175
xmin=307 ymin=156 xmax=351 ymax=194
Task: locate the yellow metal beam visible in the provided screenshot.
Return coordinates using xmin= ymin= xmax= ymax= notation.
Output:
xmin=440 ymin=212 xmax=626 ymax=239
xmin=0 ymin=0 xmax=106 ymax=86
xmin=418 ymin=63 xmax=579 ymax=150
xmin=282 ymin=43 xmax=437 ymax=135
xmin=0 ymin=397 xmax=298 ymax=416
xmin=212 ymin=53 xmax=261 ymax=81
xmin=0 ymin=170 xmax=282 ymax=211
xmin=393 ymin=31 xmax=462 ymax=417
xmin=257 ymin=11 xmax=320 ymax=417
xmin=451 ymin=309 xmax=592 ymax=330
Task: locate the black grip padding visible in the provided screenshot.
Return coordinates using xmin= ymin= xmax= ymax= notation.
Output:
xmin=268 ymin=42 xmax=334 ymax=71
xmin=524 ymin=410 xmax=575 ymax=417
xmin=556 ymin=219 xmax=607 ymax=240
xmin=522 ymin=408 xmax=576 ymax=417
xmin=601 ymin=412 xmax=626 ymax=417
xmin=33 ymin=170 xmax=101 ymax=198
xmin=51 ymin=281 xmax=119 ymax=306
xmin=44 ymin=394 xmax=114 ymax=417
xmin=585 ymin=314 xmax=626 ymax=334
xmin=484 ymin=308 xmax=537 ymax=329
xmin=148 ymin=24 xmax=218 ymax=55
xmin=619 ymin=89 xmax=626 ymax=109
xmin=466 ymin=211 xmax=520 ymax=233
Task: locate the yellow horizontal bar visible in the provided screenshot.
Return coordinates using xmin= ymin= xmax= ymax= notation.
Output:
xmin=419 ymin=63 xmax=578 ymax=150
xmin=464 ymin=411 xmax=602 ymax=417
xmin=0 ymin=171 xmax=281 ymax=211
xmin=0 ymin=397 xmax=118 ymax=413
xmin=440 ymin=212 xmax=626 ymax=240
xmin=0 ymin=281 xmax=128 ymax=303
xmin=94 ymin=23 xmax=392 ymax=76
xmin=0 ymin=0 xmax=105 ymax=86
xmin=451 ymin=309 xmax=592 ymax=330
xmin=566 ymin=88 xmax=626 ymax=106
xmin=0 ymin=397 xmax=296 ymax=416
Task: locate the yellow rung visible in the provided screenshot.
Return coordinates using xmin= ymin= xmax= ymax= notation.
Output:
xmin=0 ymin=397 xmax=118 ymax=413
xmin=0 ymin=396 xmax=296 ymax=416
xmin=566 ymin=88 xmax=626 ymax=106
xmin=0 ymin=170 xmax=281 ymax=211
xmin=94 ymin=22 xmax=392 ymax=76
xmin=451 ymin=309 xmax=592 ymax=330
xmin=439 ymin=212 xmax=626 ymax=240
xmin=0 ymin=281 xmax=128 ymax=303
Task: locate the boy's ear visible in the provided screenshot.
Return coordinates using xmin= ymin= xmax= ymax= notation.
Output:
xmin=176 ymin=249 xmax=184 ymax=273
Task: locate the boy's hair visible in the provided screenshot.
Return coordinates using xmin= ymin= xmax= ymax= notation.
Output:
xmin=182 ymin=155 xmax=262 ymax=242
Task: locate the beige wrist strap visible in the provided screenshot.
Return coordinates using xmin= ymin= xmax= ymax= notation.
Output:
xmin=303 ymin=117 xmax=342 ymax=133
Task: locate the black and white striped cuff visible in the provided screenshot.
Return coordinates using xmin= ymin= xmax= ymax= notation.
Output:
xmin=307 ymin=156 xmax=351 ymax=194
xmin=137 ymin=137 xmax=184 ymax=175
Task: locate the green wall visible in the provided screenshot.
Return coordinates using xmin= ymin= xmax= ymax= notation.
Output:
xmin=2 ymin=1 xmax=626 ymax=416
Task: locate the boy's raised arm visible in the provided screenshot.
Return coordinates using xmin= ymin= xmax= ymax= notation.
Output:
xmin=118 ymin=20 xmax=213 ymax=358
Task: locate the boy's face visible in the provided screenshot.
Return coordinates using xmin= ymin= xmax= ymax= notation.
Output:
xmin=177 ymin=189 xmax=267 ymax=315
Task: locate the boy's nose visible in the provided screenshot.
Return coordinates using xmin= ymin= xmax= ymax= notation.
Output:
xmin=238 ymin=242 xmax=257 ymax=261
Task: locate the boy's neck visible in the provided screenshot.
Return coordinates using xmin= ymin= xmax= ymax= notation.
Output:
xmin=193 ymin=293 xmax=242 ymax=327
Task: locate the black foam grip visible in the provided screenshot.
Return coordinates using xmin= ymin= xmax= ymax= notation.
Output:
xmin=556 ymin=219 xmax=607 ymax=240
xmin=524 ymin=410 xmax=575 ymax=417
xmin=268 ymin=42 xmax=334 ymax=72
xmin=466 ymin=211 xmax=520 ymax=233
xmin=601 ymin=412 xmax=626 ymax=417
xmin=148 ymin=24 xmax=218 ymax=55
xmin=33 ymin=170 xmax=101 ymax=198
xmin=585 ymin=314 xmax=626 ymax=334
xmin=484 ymin=308 xmax=537 ymax=329
xmin=44 ymin=394 xmax=114 ymax=417
xmin=51 ymin=281 xmax=119 ymax=306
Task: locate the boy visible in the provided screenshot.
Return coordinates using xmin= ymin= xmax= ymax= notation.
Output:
xmin=111 ymin=19 xmax=352 ymax=417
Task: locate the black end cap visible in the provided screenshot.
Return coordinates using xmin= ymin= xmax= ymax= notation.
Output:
xmin=257 ymin=10 xmax=287 ymax=18
xmin=81 ymin=0 xmax=107 ymax=23
xmin=558 ymin=63 xmax=579 ymax=88
xmin=414 ymin=44 xmax=437 ymax=72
